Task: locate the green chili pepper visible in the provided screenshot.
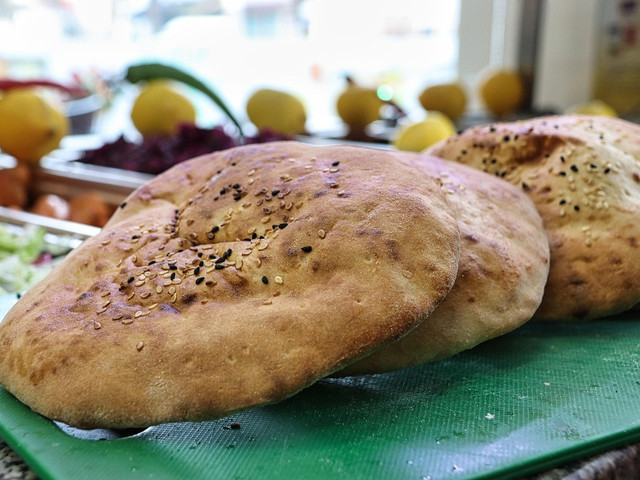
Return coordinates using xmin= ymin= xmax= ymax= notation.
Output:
xmin=125 ymin=62 xmax=244 ymax=136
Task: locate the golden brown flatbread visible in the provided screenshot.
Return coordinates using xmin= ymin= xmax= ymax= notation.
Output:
xmin=427 ymin=114 xmax=640 ymax=321
xmin=0 ymin=141 xmax=461 ymax=428
xmin=339 ymin=154 xmax=549 ymax=375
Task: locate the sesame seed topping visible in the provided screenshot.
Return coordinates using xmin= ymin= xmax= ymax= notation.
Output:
xmin=136 ymin=341 xmax=144 ymax=351
xmin=318 ymin=229 xmax=326 ymax=238
xmin=93 ymin=321 xmax=102 ymax=330
xmin=112 ymin=313 xmax=123 ymax=321
xmin=274 ymin=275 xmax=283 ymax=284
xmin=122 ymin=318 xmax=133 ymax=325
xmin=134 ymin=311 xmax=143 ymax=318
xmin=262 ymin=299 xmax=273 ymax=305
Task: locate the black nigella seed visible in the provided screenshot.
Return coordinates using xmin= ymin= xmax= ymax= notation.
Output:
xmin=132 ymin=235 xmax=139 ymax=240
xmin=211 ymin=226 xmax=220 ymax=233
xmin=491 ymin=158 xmax=497 ymax=164
xmin=574 ymin=205 xmax=580 ymax=211
xmin=226 ymin=248 xmax=233 ymax=257
xmin=232 ymin=183 xmax=240 ymax=189
xmin=559 ymin=199 xmax=566 ymax=205
xmin=252 ymin=232 xmax=257 ymax=239
xmin=215 ymin=264 xmax=225 ymax=270
xmin=215 ymin=257 xmax=225 ymax=264
xmin=261 ymin=276 xmax=268 ymax=284
xmin=194 ymin=267 xmax=201 ymax=276
xmin=503 ymin=135 xmax=510 ymax=142
xmin=120 ymin=201 xmax=127 ymax=209
xmin=560 ymin=156 xmax=566 ymax=163
xmin=195 ymin=277 xmax=205 ymax=285
xmin=604 ymin=168 xmax=611 ymax=174
xmin=272 ymin=190 xmax=280 ymax=196
xmin=231 ymin=162 xmax=236 ymax=166
xmin=301 ymin=246 xmax=312 ymax=253
xmin=279 ymin=223 xmax=288 ymax=229
xmin=570 ymin=165 xmax=578 ymax=172
xmin=559 ymin=171 xmax=567 ymax=176
xmin=197 ymin=252 xmax=203 ymax=258
xmin=170 ymin=272 xmax=176 ymax=280
xmin=199 ymin=261 xmax=204 ymax=267
xmin=332 ymin=161 xmax=340 ymax=166
xmin=209 ymin=254 xmax=216 ymax=259
xmin=169 ymin=265 xmax=178 ymax=270
xmin=489 ymin=125 xmax=496 ymax=132
xmin=148 ymin=260 xmax=156 ymax=265
xmin=127 ymin=277 xmax=135 ymax=283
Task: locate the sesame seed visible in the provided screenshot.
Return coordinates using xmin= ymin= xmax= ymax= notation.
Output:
xmin=102 ymin=300 xmax=111 ymax=307
xmin=318 ymin=229 xmax=326 ymax=238
xmin=122 ymin=318 xmax=133 ymax=325
xmin=112 ymin=313 xmax=123 ymax=321
xmin=156 ymin=286 xmax=163 ymax=294
xmin=134 ymin=311 xmax=143 ymax=318
xmin=96 ymin=307 xmax=107 ymax=314
xmin=261 ymin=215 xmax=271 ymax=224
xmin=136 ymin=341 xmax=144 ymax=351
xmin=127 ymin=292 xmax=135 ymax=300
xmin=275 ymin=275 xmax=283 ymax=284
xmin=101 ymin=239 xmax=111 ymax=246
xmin=101 ymin=291 xmax=111 ymax=297
xmin=140 ymin=292 xmax=151 ymax=299
xmin=171 ymin=293 xmax=178 ymax=303
xmin=262 ymin=299 xmax=273 ymax=305
xmin=93 ymin=321 xmax=102 ymax=330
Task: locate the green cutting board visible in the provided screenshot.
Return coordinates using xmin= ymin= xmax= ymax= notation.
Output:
xmin=1 ymin=291 xmax=640 ymax=480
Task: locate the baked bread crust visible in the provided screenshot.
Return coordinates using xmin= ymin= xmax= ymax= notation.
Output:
xmin=0 ymin=141 xmax=460 ymax=428
xmin=339 ymin=154 xmax=549 ymax=375
xmin=427 ymin=115 xmax=640 ymax=320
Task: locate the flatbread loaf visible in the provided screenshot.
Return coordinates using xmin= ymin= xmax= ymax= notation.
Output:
xmin=427 ymin=114 xmax=640 ymax=321
xmin=0 ymin=141 xmax=461 ymax=428
xmin=339 ymin=154 xmax=549 ymax=375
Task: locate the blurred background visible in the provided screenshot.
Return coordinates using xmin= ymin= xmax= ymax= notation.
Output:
xmin=0 ymin=0 xmax=636 ymax=138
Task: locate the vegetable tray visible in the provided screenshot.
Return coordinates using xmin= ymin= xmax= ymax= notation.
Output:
xmin=0 ymin=292 xmax=639 ymax=480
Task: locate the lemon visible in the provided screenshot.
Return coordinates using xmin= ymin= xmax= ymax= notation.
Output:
xmin=418 ymin=82 xmax=467 ymax=121
xmin=246 ymin=88 xmax=306 ymax=135
xmin=392 ymin=112 xmax=457 ymax=152
xmin=336 ymin=86 xmax=384 ymax=134
xmin=131 ymin=80 xmax=196 ymax=137
xmin=565 ymin=100 xmax=617 ymax=117
xmin=0 ymin=88 xmax=69 ymax=164
xmin=478 ymin=68 xmax=524 ymax=117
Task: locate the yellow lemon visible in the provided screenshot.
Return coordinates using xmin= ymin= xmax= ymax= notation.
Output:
xmin=418 ymin=82 xmax=467 ymax=121
xmin=392 ymin=112 xmax=457 ymax=152
xmin=131 ymin=80 xmax=196 ymax=137
xmin=566 ymin=100 xmax=617 ymax=117
xmin=336 ymin=86 xmax=384 ymax=134
xmin=246 ymin=88 xmax=306 ymax=136
xmin=478 ymin=68 xmax=524 ymax=117
xmin=0 ymin=88 xmax=69 ymax=164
